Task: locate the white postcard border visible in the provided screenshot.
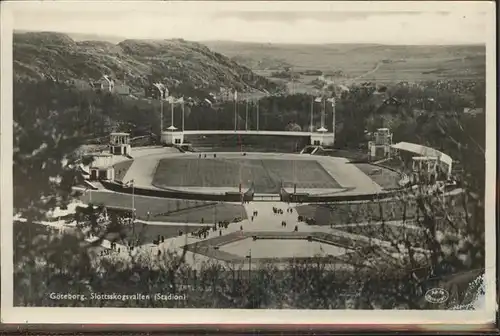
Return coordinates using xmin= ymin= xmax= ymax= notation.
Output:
xmin=1 ymin=0 xmax=496 ymax=326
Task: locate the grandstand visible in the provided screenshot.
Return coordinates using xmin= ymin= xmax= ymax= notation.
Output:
xmin=184 ymin=134 xmax=310 ymax=153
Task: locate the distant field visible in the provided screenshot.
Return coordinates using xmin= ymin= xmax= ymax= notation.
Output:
xmin=205 ymin=42 xmax=485 ymax=89
xmin=152 ymin=157 xmax=341 ymax=193
xmin=352 ymin=163 xmax=401 ymax=189
xmin=205 ymin=42 xmax=485 ymax=75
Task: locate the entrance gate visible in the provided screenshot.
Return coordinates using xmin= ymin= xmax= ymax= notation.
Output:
xmin=253 ymin=194 xmax=281 ymax=202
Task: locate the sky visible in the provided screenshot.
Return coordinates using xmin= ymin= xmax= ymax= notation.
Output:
xmin=6 ymin=1 xmax=492 ymax=45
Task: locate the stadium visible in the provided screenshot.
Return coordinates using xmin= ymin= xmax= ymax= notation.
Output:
xmin=60 ymin=126 xmax=460 ymax=272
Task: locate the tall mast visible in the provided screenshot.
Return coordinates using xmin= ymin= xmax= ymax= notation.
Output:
xmin=170 ymin=99 xmax=174 ymax=127
xmin=256 ymin=99 xmax=260 ymax=131
xmin=181 ymin=100 xmax=185 ymax=131
xmin=234 ymin=91 xmax=238 ymax=131
xmin=160 ymin=98 xmax=163 ymax=132
xmin=245 ymin=100 xmax=249 ymax=130
xmin=321 ymin=98 xmax=326 ymax=129
xmin=310 ymin=96 xmax=314 ymax=132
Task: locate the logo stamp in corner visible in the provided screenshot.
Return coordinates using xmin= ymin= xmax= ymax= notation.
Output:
xmin=424 ymin=288 xmax=450 ymax=304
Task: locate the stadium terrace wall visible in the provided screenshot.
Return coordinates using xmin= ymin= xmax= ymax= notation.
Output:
xmin=101 ymin=179 xmax=398 ymax=204
xmin=100 ymin=180 xmax=254 ymax=202
xmin=280 ymin=187 xmax=400 ymax=203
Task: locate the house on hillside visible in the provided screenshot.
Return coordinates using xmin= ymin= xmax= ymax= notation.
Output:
xmin=102 ymin=75 xmax=114 ymax=92
xmin=114 ymin=83 xmax=131 ymax=95
xmin=144 ymin=83 xmax=168 ymax=99
xmin=71 ymin=79 xmax=92 ymax=90
xmin=91 ymin=75 xmax=115 ymax=93
xmin=242 ymin=72 xmax=255 ymax=81
xmin=372 ymin=97 xmax=402 ymax=115
xmin=368 ymin=95 xmax=405 ymax=129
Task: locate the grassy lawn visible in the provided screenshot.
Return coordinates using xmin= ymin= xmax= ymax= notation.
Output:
xmin=295 ymin=200 xmax=414 ymax=225
xmin=152 ymin=157 xmax=341 ymax=193
xmin=105 ymin=223 xmax=208 ymax=245
xmin=154 ymin=202 xmax=246 ymax=223
xmin=78 ymin=191 xmax=245 ymax=222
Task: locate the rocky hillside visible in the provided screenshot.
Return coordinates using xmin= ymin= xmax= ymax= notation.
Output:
xmin=13 ymin=32 xmax=281 ymax=95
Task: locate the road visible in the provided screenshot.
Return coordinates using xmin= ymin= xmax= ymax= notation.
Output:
xmin=344 ymin=62 xmax=382 ymax=85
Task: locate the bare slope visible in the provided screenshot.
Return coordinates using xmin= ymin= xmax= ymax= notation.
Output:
xmin=13 ymin=32 xmax=280 ymax=94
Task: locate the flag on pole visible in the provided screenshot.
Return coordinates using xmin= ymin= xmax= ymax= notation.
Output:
xmin=175 ymin=97 xmax=184 ymax=104
xmin=314 ymin=97 xmax=323 ymax=103
xmin=327 ymin=97 xmax=336 ymax=106
xmin=124 ymin=179 xmax=135 ymax=188
xmin=165 ymin=96 xmax=176 ymax=104
xmin=153 ymin=83 xmax=168 ymax=99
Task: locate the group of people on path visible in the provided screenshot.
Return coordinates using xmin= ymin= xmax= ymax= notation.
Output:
xmin=250 ymin=209 xmax=259 ymax=222
xmin=191 ymin=219 xmax=232 ymax=239
xmin=272 ymin=206 xmax=298 ymax=231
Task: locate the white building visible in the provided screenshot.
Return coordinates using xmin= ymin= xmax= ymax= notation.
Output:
xmin=89 ymin=153 xmax=115 ymax=181
xmin=391 ymin=141 xmax=453 ymax=179
xmin=114 ymin=84 xmax=131 ymax=95
xmin=101 ymin=75 xmax=115 ymax=92
xmin=109 ymin=132 xmax=132 ymax=156
xmin=368 ymin=128 xmax=393 ymax=159
xmin=161 ymin=126 xmax=184 ymax=146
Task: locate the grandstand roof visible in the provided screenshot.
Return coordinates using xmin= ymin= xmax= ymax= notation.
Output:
xmin=391 ymin=142 xmax=452 ymax=166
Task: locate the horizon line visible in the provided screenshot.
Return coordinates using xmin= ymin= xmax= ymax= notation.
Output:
xmin=13 ymin=30 xmax=486 ymax=47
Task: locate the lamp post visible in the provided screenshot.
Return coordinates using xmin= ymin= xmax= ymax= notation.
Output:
xmin=132 ymin=183 xmax=135 ymax=216
xmin=245 ymin=249 xmax=252 ymax=279
xmin=126 ymin=179 xmax=135 ymax=216
xmin=125 ymin=179 xmax=136 ymax=238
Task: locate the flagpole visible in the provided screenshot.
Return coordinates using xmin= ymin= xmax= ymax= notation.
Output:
xmin=245 ymin=100 xmax=249 ymax=130
xmin=132 ymin=183 xmax=135 ymax=216
xmin=132 ymin=182 xmax=135 ymax=239
xmin=234 ymin=91 xmax=237 ymax=131
xmin=310 ymin=96 xmax=314 ymax=132
xmin=182 ymin=100 xmax=185 ymax=131
xmin=256 ymin=100 xmax=259 ymax=131
xmin=332 ymin=99 xmax=336 ymax=142
xmin=171 ymin=100 xmax=174 ymax=128
xmin=160 ymin=98 xmax=163 ymax=133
